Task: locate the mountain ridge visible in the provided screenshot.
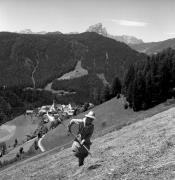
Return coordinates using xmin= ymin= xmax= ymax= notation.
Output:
xmin=130 ymin=38 xmax=175 ymax=54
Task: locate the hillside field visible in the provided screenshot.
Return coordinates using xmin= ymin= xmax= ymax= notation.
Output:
xmin=1 ymin=102 xmax=175 ymax=179
xmin=0 ymin=137 xmax=38 ymax=162
xmin=0 ymin=115 xmax=39 ymax=147
xmin=42 ymin=97 xmax=175 ymax=150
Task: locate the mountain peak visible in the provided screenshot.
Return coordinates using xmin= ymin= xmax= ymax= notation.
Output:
xmin=86 ymin=23 xmax=108 ymax=36
xmin=86 ymin=23 xmax=144 ymax=44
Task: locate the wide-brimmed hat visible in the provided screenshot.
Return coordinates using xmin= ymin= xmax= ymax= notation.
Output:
xmin=85 ymin=111 xmax=96 ymax=120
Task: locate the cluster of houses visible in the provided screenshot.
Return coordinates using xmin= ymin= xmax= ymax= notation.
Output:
xmin=26 ymin=101 xmax=75 ymax=123
xmin=26 ymin=101 xmax=94 ymax=123
xmin=38 ymin=103 xmax=74 ymax=116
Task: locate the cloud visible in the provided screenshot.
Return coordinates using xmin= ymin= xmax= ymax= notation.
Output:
xmin=111 ymin=19 xmax=147 ymax=27
xmin=166 ymin=32 xmax=175 ymax=36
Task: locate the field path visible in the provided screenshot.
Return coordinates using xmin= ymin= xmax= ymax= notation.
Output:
xmin=38 ymin=136 xmax=46 ymax=152
xmin=31 ymin=58 xmax=39 ymax=89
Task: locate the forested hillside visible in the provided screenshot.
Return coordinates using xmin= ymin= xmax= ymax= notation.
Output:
xmin=123 ymin=48 xmax=175 ymax=111
xmin=0 ymin=32 xmax=144 ymax=88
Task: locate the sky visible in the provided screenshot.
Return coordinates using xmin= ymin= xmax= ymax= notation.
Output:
xmin=0 ymin=0 xmax=175 ymax=42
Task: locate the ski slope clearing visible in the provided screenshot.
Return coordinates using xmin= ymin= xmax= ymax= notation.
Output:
xmin=44 ymin=60 xmax=87 ymax=94
xmin=57 ymin=61 xmax=88 ymax=80
xmin=1 ymin=107 xmax=175 ymax=179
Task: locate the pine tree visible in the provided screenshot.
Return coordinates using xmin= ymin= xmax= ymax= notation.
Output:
xmin=132 ymin=71 xmax=145 ymax=111
xmin=123 ymin=64 xmax=135 ymax=97
xmin=111 ymin=76 xmax=121 ymax=97
xmin=101 ymin=85 xmax=111 ymax=103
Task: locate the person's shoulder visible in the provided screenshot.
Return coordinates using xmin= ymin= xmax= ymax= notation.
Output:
xmin=70 ymin=118 xmax=84 ymax=124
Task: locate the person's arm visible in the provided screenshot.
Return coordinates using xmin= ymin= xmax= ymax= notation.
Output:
xmin=67 ymin=119 xmax=83 ymax=132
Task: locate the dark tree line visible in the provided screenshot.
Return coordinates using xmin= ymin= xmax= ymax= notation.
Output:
xmin=123 ymin=48 xmax=175 ymax=111
xmin=95 ymin=76 xmax=122 ymax=104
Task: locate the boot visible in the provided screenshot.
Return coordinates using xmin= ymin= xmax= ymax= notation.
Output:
xmin=78 ymin=157 xmax=84 ymax=166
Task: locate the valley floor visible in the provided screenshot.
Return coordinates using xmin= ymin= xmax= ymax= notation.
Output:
xmin=1 ymin=107 xmax=175 ymax=179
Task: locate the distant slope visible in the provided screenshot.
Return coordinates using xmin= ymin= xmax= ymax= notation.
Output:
xmin=1 ymin=104 xmax=175 ymax=179
xmin=0 ymin=137 xmax=37 ymax=163
xmin=0 ymin=115 xmax=39 ymax=146
xmin=130 ymin=38 xmax=175 ymax=55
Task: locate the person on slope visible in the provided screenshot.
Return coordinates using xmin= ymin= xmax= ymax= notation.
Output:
xmin=68 ymin=111 xmax=95 ymax=166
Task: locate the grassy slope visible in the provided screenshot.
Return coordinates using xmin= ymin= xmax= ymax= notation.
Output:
xmin=2 ymin=115 xmax=39 ymax=147
xmin=0 ymin=137 xmax=37 ymax=162
xmin=42 ymin=98 xmax=175 ymax=150
xmin=1 ymin=104 xmax=175 ymax=179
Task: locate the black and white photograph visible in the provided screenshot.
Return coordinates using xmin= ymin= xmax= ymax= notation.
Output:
xmin=0 ymin=0 xmax=175 ymax=179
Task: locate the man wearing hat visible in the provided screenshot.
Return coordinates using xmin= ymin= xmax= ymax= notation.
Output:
xmin=68 ymin=111 xmax=95 ymax=166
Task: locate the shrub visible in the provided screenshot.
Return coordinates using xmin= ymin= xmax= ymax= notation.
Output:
xmin=16 ymin=153 xmax=20 ymax=158
xmin=0 ymin=142 xmax=7 ymax=155
xmin=19 ymin=147 xmax=24 ymax=154
xmin=37 ymin=131 xmax=42 ymax=139
xmin=34 ymin=140 xmax=39 ymax=150
xmin=124 ymin=103 xmax=128 ymax=109
xmin=14 ymin=139 xmax=18 ymax=148
xmin=116 ymin=94 xmax=120 ymax=99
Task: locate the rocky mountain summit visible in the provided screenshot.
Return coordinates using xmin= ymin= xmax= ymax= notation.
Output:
xmin=86 ymin=23 xmax=143 ymax=44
